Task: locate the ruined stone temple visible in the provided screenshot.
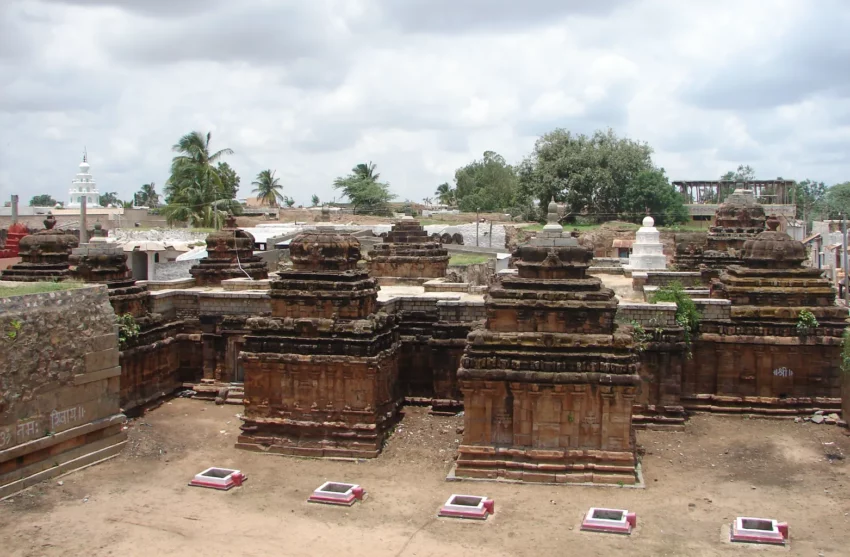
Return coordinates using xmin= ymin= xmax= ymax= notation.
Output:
xmin=68 ymin=239 xmax=188 ymax=410
xmin=684 ymin=216 xmax=847 ymax=414
xmin=368 ymin=217 xmax=449 ymax=283
xmin=674 ymin=187 xmax=766 ymax=277
xmin=455 ymin=201 xmax=641 ymax=484
xmin=189 ymin=214 xmax=268 ymax=286
xmin=237 ymin=229 xmax=402 ymax=458
xmin=1 ymin=214 xmax=79 ymax=282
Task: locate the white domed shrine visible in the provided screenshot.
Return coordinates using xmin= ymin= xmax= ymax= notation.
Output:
xmin=624 ymin=215 xmax=667 ymax=271
xmin=67 ymin=151 xmax=102 ymax=209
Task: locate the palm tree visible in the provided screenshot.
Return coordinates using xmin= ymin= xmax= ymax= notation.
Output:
xmin=164 ymin=131 xmax=236 ymax=227
xmin=435 ymin=182 xmax=455 ymax=206
xmin=252 ymin=169 xmax=284 ymax=207
xmin=353 ymin=161 xmax=380 ymax=181
xmin=134 ymin=182 xmax=159 ymax=207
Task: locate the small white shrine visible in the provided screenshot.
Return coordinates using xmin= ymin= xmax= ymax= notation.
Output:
xmin=67 ymin=151 xmax=102 ymax=209
xmin=624 ymin=215 xmax=667 ymax=271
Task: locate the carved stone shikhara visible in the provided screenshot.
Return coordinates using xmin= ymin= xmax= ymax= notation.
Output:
xmin=1 ymin=214 xmax=79 ymax=282
xmin=674 ymin=187 xmax=767 ymax=276
xmin=237 ymin=228 xmax=401 ymax=458
xmin=683 ymin=216 xmax=847 ymax=414
xmin=454 ymin=201 xmax=641 ymax=485
xmin=368 ymin=218 xmax=449 ymax=281
xmin=190 ymin=214 xmax=268 ymax=286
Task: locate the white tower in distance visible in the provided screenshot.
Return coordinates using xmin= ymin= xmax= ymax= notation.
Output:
xmin=67 ymin=150 xmax=103 ymax=208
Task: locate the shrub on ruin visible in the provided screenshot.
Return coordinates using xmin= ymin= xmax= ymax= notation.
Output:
xmin=116 ymin=313 xmax=140 ymax=349
xmin=796 ymin=309 xmax=819 ymax=336
xmin=841 ymin=328 xmax=850 ymax=374
xmin=649 ymin=281 xmax=701 ymax=356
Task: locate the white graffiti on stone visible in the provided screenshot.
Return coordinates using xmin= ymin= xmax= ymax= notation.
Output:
xmin=50 ymin=406 xmax=86 ymax=430
xmin=16 ymin=419 xmax=39 ymax=440
xmin=0 ymin=427 xmax=13 ymax=448
xmin=773 ymin=367 xmax=793 ymax=378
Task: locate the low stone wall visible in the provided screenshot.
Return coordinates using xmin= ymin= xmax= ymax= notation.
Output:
xmin=0 ymin=286 xmax=126 ymax=498
xmin=616 ymin=301 xmax=678 ymax=328
xmin=693 ymin=298 xmax=731 ymax=321
xmin=645 ymin=271 xmax=703 ymax=287
xmin=446 ymin=261 xmax=495 ymax=286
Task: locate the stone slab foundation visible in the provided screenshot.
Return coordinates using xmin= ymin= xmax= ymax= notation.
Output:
xmin=237 ymin=348 xmax=401 ymax=458
xmin=682 ymin=337 xmax=843 ymax=415
xmin=455 ymin=380 xmax=639 ymax=485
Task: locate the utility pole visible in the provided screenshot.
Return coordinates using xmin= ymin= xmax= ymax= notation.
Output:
xmin=80 ymin=199 xmax=88 ymax=244
xmin=841 ymin=213 xmax=850 ymax=302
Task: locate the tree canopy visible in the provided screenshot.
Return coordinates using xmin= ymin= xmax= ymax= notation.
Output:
xmin=311 ymin=194 xmax=320 ymax=207
xmin=134 ymin=183 xmax=159 ymax=207
xmin=99 ymin=191 xmax=121 ymax=207
xmin=453 ymin=151 xmax=518 ymax=212
xmin=517 ymin=128 xmax=654 ymax=220
xmin=29 ymin=194 xmax=57 ymax=207
xmin=251 ymin=169 xmax=284 ymax=207
xmin=621 ymin=169 xmax=688 ymax=226
xmin=163 ymin=131 xmax=239 ymax=227
xmin=434 ymin=182 xmax=455 ymax=206
xmin=217 ymin=162 xmax=240 ymax=200
xmin=333 ymin=161 xmax=394 ymax=215
xmin=824 ymin=182 xmax=850 ymax=219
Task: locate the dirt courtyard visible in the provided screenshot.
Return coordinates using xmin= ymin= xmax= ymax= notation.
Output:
xmin=1 ymin=400 xmax=849 ymax=557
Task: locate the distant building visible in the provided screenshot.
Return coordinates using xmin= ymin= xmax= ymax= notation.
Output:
xmin=67 ymin=151 xmax=103 ymax=209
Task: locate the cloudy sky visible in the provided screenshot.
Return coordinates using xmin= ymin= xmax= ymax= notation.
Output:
xmin=1 ymin=0 xmax=848 ymax=207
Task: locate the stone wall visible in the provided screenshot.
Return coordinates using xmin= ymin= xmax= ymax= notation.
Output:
xmin=616 ymin=302 xmax=678 ymax=328
xmin=0 ymin=286 xmax=126 ymax=498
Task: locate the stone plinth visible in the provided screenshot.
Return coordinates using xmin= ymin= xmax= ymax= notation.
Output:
xmin=368 ymin=218 xmax=449 ymax=281
xmin=190 ymin=215 xmax=268 ymax=286
xmin=674 ymin=188 xmax=766 ymax=275
xmin=1 ymin=214 xmax=79 ymax=282
xmin=455 ymin=200 xmax=641 ymax=484
xmin=237 ymin=229 xmax=401 ymax=458
xmin=625 ymin=216 xmax=667 ymax=271
xmin=683 ymin=217 xmax=847 ymax=415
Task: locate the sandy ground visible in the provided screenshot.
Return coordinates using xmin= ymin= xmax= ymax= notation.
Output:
xmin=1 ymin=400 xmax=849 ymax=557
xmin=597 ymin=273 xmax=643 ymax=302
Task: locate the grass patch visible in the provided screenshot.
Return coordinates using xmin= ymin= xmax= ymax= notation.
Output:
xmin=0 ymin=281 xmax=85 ymax=299
xmin=448 ymin=254 xmax=492 ymax=266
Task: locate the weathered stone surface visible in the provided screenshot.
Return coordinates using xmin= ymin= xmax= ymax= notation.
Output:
xmin=455 ymin=200 xmax=641 ymax=484
xmin=0 ymin=286 xmax=126 ymax=498
xmin=1 ymin=214 xmax=79 ymax=282
xmin=238 ymin=229 xmax=402 ymax=457
xmin=674 ymin=187 xmax=766 ymax=274
xmin=368 ymin=218 xmax=449 ymax=280
xmin=190 ymin=214 xmax=268 ymax=286
xmin=684 ymin=218 xmax=847 ymax=414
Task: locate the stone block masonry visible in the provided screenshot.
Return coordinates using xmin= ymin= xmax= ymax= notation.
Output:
xmin=0 ymin=285 xmax=126 ymax=499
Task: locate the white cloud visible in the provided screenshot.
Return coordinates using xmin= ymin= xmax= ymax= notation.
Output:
xmin=1 ymin=0 xmax=849 ymax=210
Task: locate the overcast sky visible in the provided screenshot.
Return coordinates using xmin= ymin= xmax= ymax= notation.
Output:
xmin=1 ymin=0 xmax=849 ymax=207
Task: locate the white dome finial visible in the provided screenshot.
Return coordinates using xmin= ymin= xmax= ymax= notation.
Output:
xmin=642 ymin=215 xmax=655 ymax=228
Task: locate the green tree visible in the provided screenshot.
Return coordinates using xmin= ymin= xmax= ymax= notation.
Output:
xmin=99 ymin=191 xmax=121 ymax=207
xmin=163 ymin=131 xmax=238 ymax=227
xmin=621 ymin=169 xmax=688 ymax=226
xmin=282 ymin=196 xmax=296 ymax=208
xmin=435 ymin=182 xmax=455 ymax=206
xmin=824 ymin=182 xmax=850 ymax=219
xmin=311 ymin=194 xmax=320 ymax=207
xmin=333 ymin=162 xmax=395 ymax=215
xmin=133 ymin=182 xmax=159 ymax=207
xmin=29 ymin=194 xmax=56 ymax=207
xmin=454 ymin=151 xmax=518 ymax=212
xmin=517 ymin=128 xmax=654 ymax=221
xmin=795 ymin=179 xmax=827 ymax=224
xmin=720 ymin=164 xmax=756 ymax=182
xmin=217 ymin=162 xmax=240 ymax=199
xmin=251 ymin=169 xmax=284 ymax=207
